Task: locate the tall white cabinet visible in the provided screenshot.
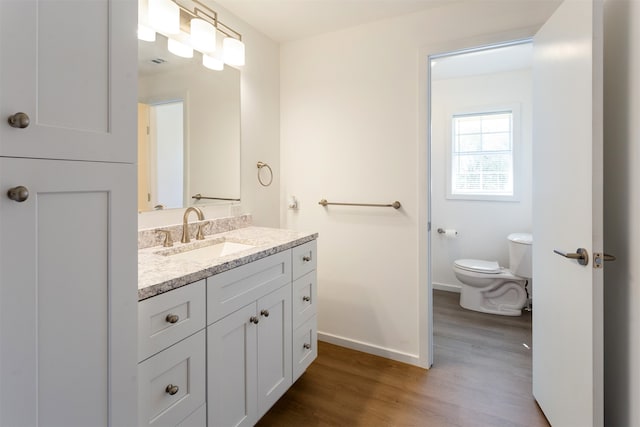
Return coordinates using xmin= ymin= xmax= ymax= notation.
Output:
xmin=0 ymin=1 xmax=138 ymax=426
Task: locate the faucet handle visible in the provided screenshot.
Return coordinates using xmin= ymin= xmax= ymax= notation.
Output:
xmin=157 ymin=230 xmax=173 ymax=247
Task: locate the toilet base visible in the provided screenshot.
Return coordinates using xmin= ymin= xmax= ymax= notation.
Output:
xmin=459 ymin=280 xmax=527 ymax=316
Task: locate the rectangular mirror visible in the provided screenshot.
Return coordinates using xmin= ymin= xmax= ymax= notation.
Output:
xmin=138 ymin=33 xmax=241 ymax=212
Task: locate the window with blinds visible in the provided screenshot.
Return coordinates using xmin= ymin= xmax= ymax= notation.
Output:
xmin=450 ymin=111 xmax=514 ymax=198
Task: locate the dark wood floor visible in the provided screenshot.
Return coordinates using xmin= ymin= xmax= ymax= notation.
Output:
xmin=257 ymin=290 xmax=549 ymax=427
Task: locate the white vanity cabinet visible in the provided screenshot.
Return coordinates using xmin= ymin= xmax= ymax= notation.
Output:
xmin=138 ymin=281 xmax=207 ymax=427
xmin=139 ymin=238 xmax=318 ymax=427
xmin=291 ymin=241 xmax=318 ymax=381
xmin=207 ymin=251 xmax=293 ymax=427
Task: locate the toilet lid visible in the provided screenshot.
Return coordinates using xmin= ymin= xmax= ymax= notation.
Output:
xmin=454 ymin=259 xmax=501 ymax=274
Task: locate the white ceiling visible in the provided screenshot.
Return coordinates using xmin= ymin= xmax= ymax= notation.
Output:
xmin=431 ymin=42 xmax=533 ymax=81
xmin=214 ymin=0 xmax=455 ymax=42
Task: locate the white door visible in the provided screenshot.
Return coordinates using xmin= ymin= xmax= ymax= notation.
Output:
xmin=532 ymin=0 xmax=604 ymax=425
xmin=0 ymin=158 xmax=138 ymax=426
xmin=0 ymin=0 xmax=136 ymax=163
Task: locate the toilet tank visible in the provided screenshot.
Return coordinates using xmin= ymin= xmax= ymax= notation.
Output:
xmin=508 ymin=233 xmax=533 ymax=278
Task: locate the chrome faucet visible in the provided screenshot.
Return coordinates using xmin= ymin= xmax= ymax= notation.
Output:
xmin=181 ymin=207 xmax=205 ymax=243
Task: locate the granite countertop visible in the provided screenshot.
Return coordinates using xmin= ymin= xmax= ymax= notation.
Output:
xmin=138 ymin=226 xmax=318 ymax=301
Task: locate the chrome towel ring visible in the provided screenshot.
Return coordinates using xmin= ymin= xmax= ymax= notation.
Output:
xmin=257 ymin=161 xmax=273 ymax=187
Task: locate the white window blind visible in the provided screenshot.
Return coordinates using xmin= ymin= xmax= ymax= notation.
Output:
xmin=451 ymin=111 xmax=514 ymax=197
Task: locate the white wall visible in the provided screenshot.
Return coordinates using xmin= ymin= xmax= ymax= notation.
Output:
xmin=138 ymin=0 xmax=280 ymax=229
xmin=603 ymin=0 xmax=640 ymax=424
xmin=431 ymin=69 xmax=533 ymax=291
xmin=280 ymin=1 xmax=559 ymax=364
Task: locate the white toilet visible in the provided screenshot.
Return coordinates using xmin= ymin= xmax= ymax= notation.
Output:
xmin=452 ymin=233 xmax=533 ymax=316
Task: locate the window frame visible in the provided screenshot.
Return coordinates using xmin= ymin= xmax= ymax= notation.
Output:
xmin=445 ymin=104 xmax=521 ymax=202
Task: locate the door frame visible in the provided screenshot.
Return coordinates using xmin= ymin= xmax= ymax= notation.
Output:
xmin=418 ymin=28 xmax=539 ymax=368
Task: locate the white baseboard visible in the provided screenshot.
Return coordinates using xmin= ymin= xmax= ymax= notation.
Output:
xmin=432 ymin=282 xmax=461 ymax=293
xmin=317 ymin=332 xmax=423 ymax=367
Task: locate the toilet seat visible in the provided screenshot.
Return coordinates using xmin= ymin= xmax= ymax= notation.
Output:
xmin=454 ymin=259 xmax=501 ymax=274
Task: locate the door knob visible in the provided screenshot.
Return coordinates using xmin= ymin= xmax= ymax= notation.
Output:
xmin=8 ymin=112 xmax=30 ymax=129
xmin=553 ymin=248 xmax=589 ymax=266
xmin=7 ymin=186 xmax=29 ymax=202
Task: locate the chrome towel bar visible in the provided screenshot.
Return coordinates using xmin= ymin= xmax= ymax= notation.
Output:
xmin=318 ymin=199 xmax=401 ymax=210
xmin=192 ymin=194 xmax=240 ymax=201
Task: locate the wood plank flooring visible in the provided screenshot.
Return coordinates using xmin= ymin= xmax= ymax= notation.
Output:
xmin=257 ymin=290 xmax=549 ymax=427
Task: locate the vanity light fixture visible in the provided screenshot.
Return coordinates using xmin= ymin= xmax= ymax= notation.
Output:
xmin=203 ymin=53 xmax=224 ymax=71
xmin=190 ymin=18 xmax=216 ymax=53
xmin=222 ymin=37 xmax=245 ymax=66
xmin=138 ymin=0 xmax=245 ymax=70
xmin=148 ymin=0 xmax=180 ymax=34
xmin=167 ymin=37 xmax=194 ymax=58
xmin=137 ymin=24 xmax=156 ymax=42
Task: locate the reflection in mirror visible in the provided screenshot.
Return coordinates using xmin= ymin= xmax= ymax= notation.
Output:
xmin=138 ymin=33 xmax=241 ymax=213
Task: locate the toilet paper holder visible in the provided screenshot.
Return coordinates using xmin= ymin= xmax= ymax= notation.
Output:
xmin=437 ymin=228 xmax=458 ymax=236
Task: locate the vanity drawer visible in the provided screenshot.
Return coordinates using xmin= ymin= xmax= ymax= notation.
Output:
xmin=138 ymin=280 xmax=206 ymax=362
xmin=138 ymin=330 xmax=206 ymax=427
xmin=207 ymin=250 xmax=291 ymax=324
xmin=292 ymin=315 xmax=317 ymax=382
xmin=292 ymin=271 xmax=317 ymax=327
xmin=292 ymin=240 xmax=317 ymax=280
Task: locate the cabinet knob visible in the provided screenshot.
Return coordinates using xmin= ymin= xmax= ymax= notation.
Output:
xmin=302 ymin=296 xmax=311 ymax=302
xmin=260 ymin=309 xmax=270 ymax=317
xmin=303 ymin=343 xmax=311 ymax=350
xmin=7 ymin=186 xmax=29 ymax=202
xmin=302 ymin=255 xmax=311 ymax=262
xmin=165 ymin=314 xmax=179 ymax=324
xmin=250 ymin=316 xmax=259 ymax=324
xmin=8 ymin=112 xmax=30 ymax=129
xmin=165 ymin=384 xmax=179 ymax=395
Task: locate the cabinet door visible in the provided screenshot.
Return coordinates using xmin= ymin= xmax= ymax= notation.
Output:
xmin=257 ymin=285 xmax=292 ymax=418
xmin=0 ymin=158 xmax=137 ymax=426
xmin=0 ymin=0 xmax=136 ymax=163
xmin=208 ymin=303 xmax=258 ymax=427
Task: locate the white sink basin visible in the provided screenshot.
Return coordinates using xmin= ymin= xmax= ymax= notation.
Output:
xmin=155 ymin=239 xmax=255 ymax=263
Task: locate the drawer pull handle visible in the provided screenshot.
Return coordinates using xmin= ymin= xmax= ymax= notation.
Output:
xmin=166 ymin=314 xmax=179 ymax=324
xmin=302 ymin=255 xmax=311 ymax=262
xmin=260 ymin=309 xmax=270 ymax=317
xmin=250 ymin=316 xmax=259 ymax=324
xmin=303 ymin=343 xmax=311 ymax=350
xmin=302 ymin=296 xmax=311 ymax=302
xmin=7 ymin=186 xmax=29 ymax=202
xmin=165 ymin=384 xmax=179 ymax=395
xmin=8 ymin=112 xmax=30 ymax=129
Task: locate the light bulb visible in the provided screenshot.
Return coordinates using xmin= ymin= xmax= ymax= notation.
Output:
xmin=148 ymin=0 xmax=180 ymax=35
xmin=167 ymin=38 xmax=193 ymax=58
xmin=223 ymin=37 xmax=245 ymax=66
xmin=191 ymin=19 xmax=216 ymax=53
xmin=137 ymin=24 xmax=156 ymax=42
xmin=203 ymin=54 xmax=224 ymax=71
